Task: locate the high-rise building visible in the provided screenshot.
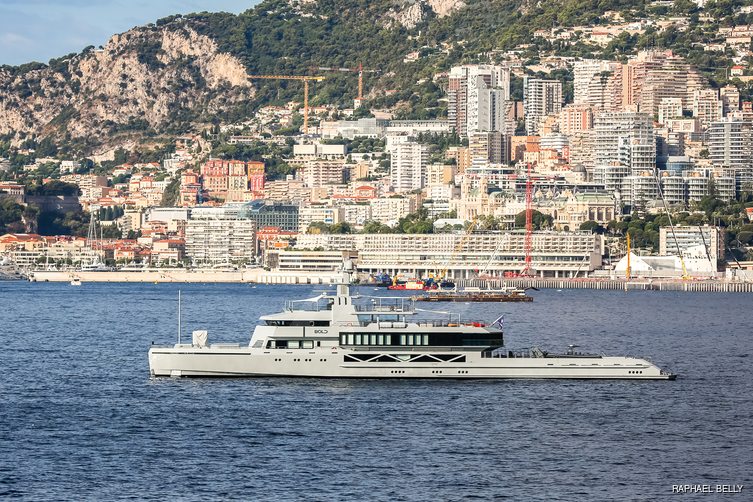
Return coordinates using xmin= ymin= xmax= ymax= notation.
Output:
xmin=540 ymin=133 xmax=569 ymax=160
xmin=568 ymin=130 xmax=596 ymax=174
xmin=448 ymin=65 xmax=511 ymax=137
xmin=469 ymin=131 xmax=508 ymax=165
xmin=446 ymin=146 xmax=471 ymax=173
xmin=692 ymin=89 xmax=723 ymax=129
xmin=720 ymin=85 xmax=741 ymax=115
xmin=658 ymin=98 xmax=683 ymax=125
xmin=593 ymin=112 xmax=655 ymax=194
xmin=524 ymin=78 xmax=562 ymax=135
xmin=574 ymin=60 xmax=612 ymax=104
xmin=559 ymin=104 xmax=594 ymax=135
xmin=707 ymin=119 xmax=753 ymax=166
xmin=573 ymin=59 xmax=625 ymax=111
xmin=185 ymin=213 xmax=256 ymax=266
xmin=390 ymin=142 xmax=429 ymax=192
xmin=624 ymin=50 xmax=705 ymax=115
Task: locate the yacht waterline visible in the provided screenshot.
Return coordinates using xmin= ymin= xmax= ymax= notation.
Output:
xmin=148 ymin=263 xmax=675 ymax=380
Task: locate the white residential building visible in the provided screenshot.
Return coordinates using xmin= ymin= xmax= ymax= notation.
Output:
xmin=370 ymin=197 xmax=416 ymax=225
xmin=524 ymin=78 xmax=563 ymax=135
xmin=295 ymin=232 xmax=603 ymax=278
xmin=448 ymin=64 xmax=510 ymax=137
xmin=592 ymin=112 xmax=655 ymax=196
xmin=659 ymin=225 xmax=724 ymax=260
xmin=658 ymin=98 xmax=683 ymax=124
xmin=692 ymin=89 xmax=723 ymax=129
xmin=390 ymin=142 xmax=429 ymax=192
xmin=298 ymin=205 xmax=343 ymax=232
xmin=707 ymin=119 xmax=753 ymax=166
xmin=339 ymin=204 xmax=372 ymax=228
xmin=573 ymin=59 xmax=618 ymax=106
xmin=185 ymin=217 xmax=256 ymax=266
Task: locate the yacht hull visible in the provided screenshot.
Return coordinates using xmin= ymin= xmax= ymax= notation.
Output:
xmin=149 ymin=347 xmax=675 ymax=380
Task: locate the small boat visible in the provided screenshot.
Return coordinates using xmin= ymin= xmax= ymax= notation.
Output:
xmin=414 ymin=287 xmax=532 ymax=302
xmin=70 ymin=277 xmax=82 ymax=286
xmin=388 ymin=279 xmax=426 ymax=291
xmin=369 ymin=272 xmax=393 ymax=287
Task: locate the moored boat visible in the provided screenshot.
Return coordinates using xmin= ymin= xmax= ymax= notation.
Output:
xmin=414 ymin=286 xmax=533 ymax=302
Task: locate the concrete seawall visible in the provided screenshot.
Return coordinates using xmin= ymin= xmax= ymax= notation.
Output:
xmin=459 ymin=278 xmax=753 ymax=293
xmin=27 ymin=270 xmax=753 ymax=292
xmin=29 ymin=269 xmax=342 ymax=285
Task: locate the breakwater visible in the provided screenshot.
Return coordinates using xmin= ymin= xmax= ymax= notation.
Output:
xmin=460 ymin=278 xmax=753 ymax=293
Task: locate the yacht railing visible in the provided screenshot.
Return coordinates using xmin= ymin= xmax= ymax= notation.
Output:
xmin=335 ymin=317 xmax=490 ymax=328
xmin=284 ymin=299 xmax=331 ymax=312
xmin=354 ymin=297 xmax=415 ymax=313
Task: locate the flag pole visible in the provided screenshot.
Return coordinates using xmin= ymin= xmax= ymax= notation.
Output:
xmin=178 ymin=289 xmax=182 ymax=344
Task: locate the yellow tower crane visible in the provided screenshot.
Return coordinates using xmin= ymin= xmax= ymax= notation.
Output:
xmin=314 ymin=63 xmax=378 ymax=108
xmin=436 ymin=218 xmax=480 ymax=283
xmin=248 ymin=75 xmax=325 ymax=134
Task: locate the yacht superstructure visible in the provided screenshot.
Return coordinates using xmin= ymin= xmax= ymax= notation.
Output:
xmin=148 ymin=263 xmax=675 ymax=380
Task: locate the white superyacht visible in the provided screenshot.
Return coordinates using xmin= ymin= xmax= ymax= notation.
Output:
xmin=148 ymin=262 xmax=675 ymax=380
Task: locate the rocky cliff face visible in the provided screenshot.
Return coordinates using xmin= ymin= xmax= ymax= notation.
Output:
xmin=0 ymin=0 xmax=476 ymax=154
xmin=0 ymin=23 xmax=253 ymax=151
xmin=383 ymin=0 xmax=465 ymax=29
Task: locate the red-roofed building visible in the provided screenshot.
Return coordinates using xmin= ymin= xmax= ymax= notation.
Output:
xmin=354 ymin=185 xmax=378 ymax=200
xmin=0 ymin=183 xmax=25 ymax=196
xmin=113 ymin=241 xmax=151 ymax=264
xmin=0 ymin=233 xmax=46 ymax=252
xmin=227 ymin=160 xmax=249 ymax=202
xmin=182 ymin=170 xmax=200 ymax=186
xmin=201 ymin=159 xmax=229 ymax=200
xmin=152 ymin=239 xmax=185 ymax=265
xmin=248 ymin=161 xmax=265 ymax=193
xmin=255 ymin=225 xmax=296 ymax=262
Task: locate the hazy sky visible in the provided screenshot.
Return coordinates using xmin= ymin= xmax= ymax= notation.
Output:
xmin=0 ymin=0 xmax=259 ymax=66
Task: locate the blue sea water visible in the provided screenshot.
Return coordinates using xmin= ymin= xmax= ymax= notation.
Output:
xmin=1 ymin=282 xmax=751 ymax=501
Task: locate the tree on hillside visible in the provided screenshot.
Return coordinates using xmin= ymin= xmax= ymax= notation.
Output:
xmin=514 ymin=210 xmax=553 ymax=230
xmin=161 ymin=177 xmax=181 ymax=207
xmin=580 ymin=220 xmax=605 ymax=234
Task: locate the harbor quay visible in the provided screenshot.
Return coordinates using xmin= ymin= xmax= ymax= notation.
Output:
xmin=27 ymin=268 xmax=341 ymax=285
xmin=26 ymin=268 xmax=753 ymax=292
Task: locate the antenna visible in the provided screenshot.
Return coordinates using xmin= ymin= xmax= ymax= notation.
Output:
xmin=177 ymin=289 xmax=182 ymax=344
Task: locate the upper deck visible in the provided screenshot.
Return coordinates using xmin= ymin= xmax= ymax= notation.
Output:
xmin=283 ymin=295 xmax=415 ymax=314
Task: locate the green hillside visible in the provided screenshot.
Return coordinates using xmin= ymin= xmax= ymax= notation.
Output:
xmin=1 ymin=0 xmax=752 ymax=153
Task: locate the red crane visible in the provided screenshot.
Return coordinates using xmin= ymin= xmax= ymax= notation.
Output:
xmin=520 ymin=162 xmax=534 ymax=277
